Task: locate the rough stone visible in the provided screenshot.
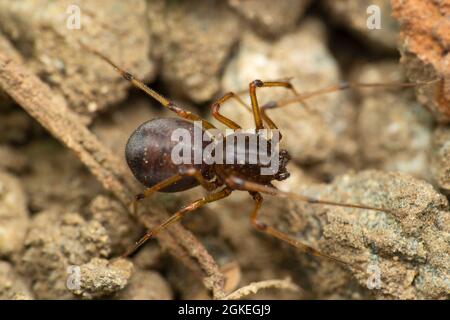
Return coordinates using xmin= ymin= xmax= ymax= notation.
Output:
xmin=227 ymin=0 xmax=310 ymax=37
xmin=322 ymin=0 xmax=399 ymax=50
xmin=0 ymin=0 xmax=154 ymax=119
xmin=0 ymin=171 xmax=29 ymax=259
xmin=90 ymin=195 xmax=142 ymax=256
xmin=431 ymin=126 xmax=450 ymax=193
xmin=117 ymin=268 xmax=172 ymax=300
xmin=147 ymin=0 xmax=241 ymax=103
xmin=20 ymin=209 xmax=111 ymax=299
xmin=392 ymin=0 xmax=450 ymax=123
xmin=0 ymin=261 xmax=34 ymax=300
xmin=277 ymin=170 xmax=449 ymax=299
xmin=70 ymin=258 xmax=133 ymax=299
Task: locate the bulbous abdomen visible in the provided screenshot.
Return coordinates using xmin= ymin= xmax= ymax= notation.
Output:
xmin=125 ymin=118 xmax=205 ymax=192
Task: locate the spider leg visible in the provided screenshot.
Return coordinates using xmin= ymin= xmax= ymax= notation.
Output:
xmin=131 ymin=168 xmax=217 ymax=214
xmin=123 ymin=187 xmax=232 ymax=257
xmin=247 ymin=191 xmax=360 ymax=270
xmin=211 ymin=92 xmax=251 ymax=129
xmin=225 ymin=175 xmax=391 ymax=213
xmin=270 ymin=79 xmax=441 ymax=110
xmin=248 ymin=79 xmax=309 ymax=137
xmin=212 ymin=78 xmax=312 ymax=132
xmin=81 ymin=43 xmax=216 ymax=130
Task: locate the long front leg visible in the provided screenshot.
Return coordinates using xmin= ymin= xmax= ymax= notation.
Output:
xmin=268 ymin=79 xmax=441 ymax=110
xmin=80 ymin=43 xmax=216 ymax=130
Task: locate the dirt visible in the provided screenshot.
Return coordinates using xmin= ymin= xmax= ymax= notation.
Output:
xmin=0 ymin=0 xmax=448 ymax=300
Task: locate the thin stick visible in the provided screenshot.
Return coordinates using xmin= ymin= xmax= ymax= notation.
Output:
xmin=225 ymin=278 xmax=299 ymax=300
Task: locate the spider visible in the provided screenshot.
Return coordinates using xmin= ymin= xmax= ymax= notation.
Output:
xmin=84 ymin=44 xmax=438 ymax=269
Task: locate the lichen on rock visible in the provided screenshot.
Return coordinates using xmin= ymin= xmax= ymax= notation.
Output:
xmin=279 ymin=170 xmax=449 ymax=299
xmin=20 ymin=210 xmax=112 ymax=299
xmin=69 ymin=258 xmax=133 ymax=299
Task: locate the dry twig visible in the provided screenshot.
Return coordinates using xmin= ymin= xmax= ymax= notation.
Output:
xmin=225 ymin=278 xmax=300 ymax=300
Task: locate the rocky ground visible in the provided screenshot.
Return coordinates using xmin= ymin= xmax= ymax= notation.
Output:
xmin=0 ymin=0 xmax=448 ymax=300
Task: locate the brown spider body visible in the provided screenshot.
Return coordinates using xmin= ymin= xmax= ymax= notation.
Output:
xmin=125 ymin=118 xmax=292 ymax=193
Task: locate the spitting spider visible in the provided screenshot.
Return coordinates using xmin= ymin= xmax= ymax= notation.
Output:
xmin=84 ymin=45 xmax=439 ymax=269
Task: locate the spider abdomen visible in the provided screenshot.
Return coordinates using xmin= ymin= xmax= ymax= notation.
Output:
xmin=125 ymin=117 xmax=207 ymax=192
